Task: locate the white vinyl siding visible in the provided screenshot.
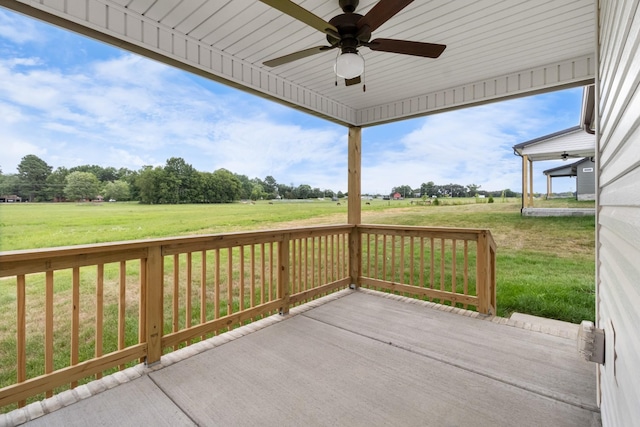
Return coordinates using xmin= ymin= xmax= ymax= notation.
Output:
xmin=597 ymin=0 xmax=640 ymax=425
xmin=520 ymin=130 xmax=595 ymax=159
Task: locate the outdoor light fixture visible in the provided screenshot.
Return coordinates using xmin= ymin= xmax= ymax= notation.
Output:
xmin=334 ymin=51 xmax=364 ymax=79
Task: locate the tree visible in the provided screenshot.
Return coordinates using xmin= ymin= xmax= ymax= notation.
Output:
xmin=263 ymin=175 xmax=278 ymax=198
xmin=135 ymin=166 xmax=165 ymax=204
xmin=64 ymin=171 xmax=101 ymax=201
xmin=0 ymin=173 xmax=21 ymax=197
xmin=103 ymin=180 xmax=131 ymax=201
xmin=467 ymin=184 xmax=481 ymax=197
xmin=163 ymin=157 xmax=197 ymax=203
xmin=17 ymin=155 xmax=52 ymax=201
xmin=391 ymin=185 xmax=414 ymax=198
xmin=420 ymin=181 xmax=437 ymax=197
xmin=46 ymin=167 xmax=70 ymax=201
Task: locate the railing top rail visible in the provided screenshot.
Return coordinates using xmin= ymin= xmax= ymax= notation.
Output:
xmin=358 ymin=224 xmax=495 ymax=242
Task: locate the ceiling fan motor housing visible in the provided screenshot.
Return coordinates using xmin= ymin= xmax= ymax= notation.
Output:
xmin=328 ymin=13 xmax=369 ymax=53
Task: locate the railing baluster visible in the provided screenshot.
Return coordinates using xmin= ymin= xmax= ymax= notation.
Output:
xmin=374 ymin=234 xmax=379 ymax=282
xmin=298 ymin=238 xmax=303 ymax=294
xmin=227 ymin=248 xmax=233 ymax=318
xmin=419 ymin=237 xmax=424 ymax=290
xmin=119 ymin=261 xmax=126 ymax=368
xmin=399 ymin=236 xmax=405 ymax=285
xmin=17 ymin=274 xmax=26 ymax=407
xmin=318 ymin=236 xmax=323 ymax=285
xmin=343 ymin=232 xmax=347 ymax=278
xmin=215 ymin=249 xmax=221 ymax=320
xmin=311 ymin=237 xmax=316 ymax=288
xmin=45 ymin=270 xmax=53 ymax=398
xmin=430 ymin=238 xmax=435 ymax=300
xmin=382 ymin=235 xmax=387 ymax=283
xmin=409 ymin=237 xmax=414 ymax=287
xmin=390 ymin=235 xmax=396 ymax=283
xmin=463 ymin=241 xmax=469 ymax=309
xmin=260 ymin=244 xmax=265 ymax=305
xmin=440 ymin=239 xmax=445 ymax=294
xmin=71 ymin=267 xmax=80 ymax=387
xmin=172 ymin=254 xmax=180 ymax=350
xmin=96 ymin=264 xmax=104 ymax=378
xmin=291 ymin=239 xmax=297 ymax=296
xmin=250 ymin=245 xmax=256 ymax=308
xmin=324 ymin=235 xmax=329 ymax=284
xmin=451 ymin=240 xmax=457 ymax=302
xmin=269 ymin=242 xmax=275 ymax=302
xmin=200 ymin=250 xmax=207 ymax=339
xmin=186 ymin=252 xmax=192 ymax=342
xmin=239 ymin=246 xmax=245 ymax=313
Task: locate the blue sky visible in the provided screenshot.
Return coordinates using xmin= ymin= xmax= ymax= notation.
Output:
xmin=0 ymin=8 xmax=584 ymax=195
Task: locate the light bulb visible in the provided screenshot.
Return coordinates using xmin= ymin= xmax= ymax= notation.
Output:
xmin=334 ymin=52 xmax=364 ymax=79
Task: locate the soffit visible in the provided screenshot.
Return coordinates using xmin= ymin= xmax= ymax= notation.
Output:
xmin=1 ymin=0 xmax=596 ymax=127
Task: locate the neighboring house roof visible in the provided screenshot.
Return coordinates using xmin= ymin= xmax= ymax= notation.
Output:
xmin=513 ymin=85 xmax=595 ymax=162
xmin=543 ymin=157 xmax=592 ymax=177
xmin=513 ymin=126 xmax=595 ymax=161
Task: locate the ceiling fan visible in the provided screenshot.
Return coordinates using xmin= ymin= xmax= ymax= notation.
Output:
xmin=561 ymin=151 xmax=583 ymax=161
xmin=260 ymin=0 xmax=447 ymax=86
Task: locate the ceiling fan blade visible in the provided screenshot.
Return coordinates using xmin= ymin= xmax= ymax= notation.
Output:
xmin=368 ymin=38 xmax=446 ymax=58
xmin=345 ymin=76 xmax=361 ymax=86
xmin=259 ymin=0 xmax=338 ymax=36
xmin=263 ymin=46 xmax=334 ymax=67
xmin=357 ymin=0 xmax=414 ymax=33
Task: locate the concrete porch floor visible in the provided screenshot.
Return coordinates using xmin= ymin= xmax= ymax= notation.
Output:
xmin=4 ymin=289 xmax=600 ymax=427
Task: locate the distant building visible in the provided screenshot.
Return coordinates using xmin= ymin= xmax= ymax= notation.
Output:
xmin=543 ymin=157 xmax=595 ymax=200
xmin=0 ymin=195 xmax=22 ymax=203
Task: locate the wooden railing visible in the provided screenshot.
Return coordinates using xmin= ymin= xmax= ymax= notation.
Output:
xmin=357 ymin=225 xmax=496 ymax=314
xmin=0 ymin=224 xmax=494 ymax=410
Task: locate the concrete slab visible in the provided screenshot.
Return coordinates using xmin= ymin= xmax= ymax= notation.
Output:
xmin=303 ymin=291 xmax=597 ymax=411
xmin=522 ymin=208 xmax=595 ymax=217
xmin=510 ymin=312 xmax=580 ymax=336
xmin=150 ymin=314 xmax=595 ymax=427
xmin=24 ymin=376 xmax=194 ymax=427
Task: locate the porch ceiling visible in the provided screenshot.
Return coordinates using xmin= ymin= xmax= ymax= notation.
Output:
xmin=1 ymin=0 xmax=595 ymax=127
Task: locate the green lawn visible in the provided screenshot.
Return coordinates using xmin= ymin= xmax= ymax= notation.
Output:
xmin=0 ymin=198 xmax=595 ymax=323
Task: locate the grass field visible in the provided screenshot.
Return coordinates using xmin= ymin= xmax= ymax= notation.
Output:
xmin=0 ymin=198 xmax=595 ymax=323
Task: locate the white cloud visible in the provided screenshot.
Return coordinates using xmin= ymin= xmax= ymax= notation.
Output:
xmin=0 ymin=10 xmax=44 ymax=44
xmin=360 ymin=97 xmax=579 ymax=194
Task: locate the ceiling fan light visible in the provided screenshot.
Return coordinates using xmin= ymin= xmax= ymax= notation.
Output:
xmin=334 ymin=52 xmax=364 ymax=79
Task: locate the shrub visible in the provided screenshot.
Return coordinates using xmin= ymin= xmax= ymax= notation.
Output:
xmin=488 ymin=196 xmax=494 ymax=203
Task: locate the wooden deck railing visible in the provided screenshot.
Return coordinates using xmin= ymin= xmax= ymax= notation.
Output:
xmin=0 ymin=224 xmax=494 ymax=410
xmin=357 ymin=225 xmax=496 ymax=314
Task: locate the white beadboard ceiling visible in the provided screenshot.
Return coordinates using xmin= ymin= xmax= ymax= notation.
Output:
xmin=1 ymin=0 xmax=596 ymax=127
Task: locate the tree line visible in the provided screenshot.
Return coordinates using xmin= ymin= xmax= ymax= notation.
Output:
xmin=388 ymin=182 xmax=518 ymax=199
xmin=1 ymin=154 xmax=517 ymax=204
xmin=0 ymin=155 xmax=343 ymax=203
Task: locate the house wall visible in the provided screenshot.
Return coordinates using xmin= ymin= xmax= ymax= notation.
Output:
xmin=576 ymin=158 xmax=596 ymax=200
xmin=597 ymin=0 xmax=640 ymax=425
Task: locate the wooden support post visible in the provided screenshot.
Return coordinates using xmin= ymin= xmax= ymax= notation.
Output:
xmin=278 ymin=234 xmax=291 ymax=315
xmin=547 ymin=174 xmax=552 ymax=198
xmin=476 ymin=231 xmax=490 ymax=315
xmin=348 ymin=126 xmax=362 ymax=288
xmin=528 ymin=158 xmax=534 ymax=207
xmin=521 ymin=155 xmax=528 ymax=209
xmin=145 ymin=246 xmax=163 ymax=366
